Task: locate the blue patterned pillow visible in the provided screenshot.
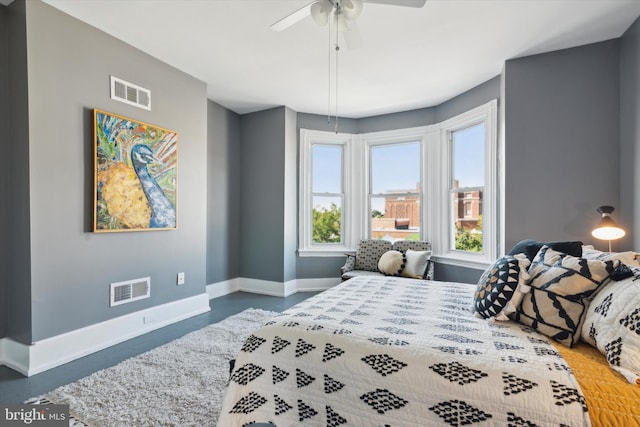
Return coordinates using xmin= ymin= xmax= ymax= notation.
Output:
xmin=474 ymin=255 xmax=528 ymax=319
xmin=514 ymin=246 xmax=619 ymax=347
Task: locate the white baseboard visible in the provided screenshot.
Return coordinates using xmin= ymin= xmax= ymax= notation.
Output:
xmin=239 ymin=278 xmax=291 ymax=297
xmin=0 ymin=276 xmax=339 ymax=376
xmin=0 ymin=293 xmax=210 ymax=377
xmin=207 ymin=277 xmax=340 ymax=299
xmin=0 ymin=337 xmax=30 ymax=376
xmin=206 ymin=278 xmax=241 ymax=299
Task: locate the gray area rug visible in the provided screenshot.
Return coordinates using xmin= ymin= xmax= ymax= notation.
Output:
xmin=27 ymin=308 xmax=277 ymax=427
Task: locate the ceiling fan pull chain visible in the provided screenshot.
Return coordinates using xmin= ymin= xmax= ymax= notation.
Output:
xmin=327 ymin=15 xmax=332 ymax=125
xmin=335 ymin=42 xmax=339 ymax=134
xmin=335 ymin=6 xmax=340 ymax=134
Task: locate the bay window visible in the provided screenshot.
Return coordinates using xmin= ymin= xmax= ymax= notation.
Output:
xmin=299 ymin=99 xmax=498 ymax=268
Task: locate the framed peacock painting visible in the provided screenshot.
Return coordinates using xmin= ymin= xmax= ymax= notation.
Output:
xmin=93 ymin=109 xmax=178 ymax=232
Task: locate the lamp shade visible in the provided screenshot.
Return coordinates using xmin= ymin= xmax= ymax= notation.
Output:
xmin=591 ymin=205 xmax=625 ymax=241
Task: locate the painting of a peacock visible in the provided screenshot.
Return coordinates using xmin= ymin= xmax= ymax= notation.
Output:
xmin=94 ymin=109 xmax=178 ymax=231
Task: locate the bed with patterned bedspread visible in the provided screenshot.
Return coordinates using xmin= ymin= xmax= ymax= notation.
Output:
xmin=217 ymin=276 xmax=592 ymax=427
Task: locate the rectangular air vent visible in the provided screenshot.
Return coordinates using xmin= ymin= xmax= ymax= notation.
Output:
xmin=110 ymin=76 xmax=151 ymax=111
xmin=110 ymin=277 xmax=151 ymax=307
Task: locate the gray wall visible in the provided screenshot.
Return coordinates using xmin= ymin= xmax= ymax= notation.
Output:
xmin=206 ymin=100 xmax=241 ymax=284
xmin=503 ymin=40 xmax=621 ymax=253
xmin=0 ymin=5 xmax=8 ymax=338
xmin=283 ymin=107 xmax=298 ymax=282
xmin=239 ymin=107 xmax=288 ymax=282
xmin=6 ymin=0 xmax=32 ymax=344
xmin=620 ymin=17 xmax=640 ymax=250
xmin=10 ymin=0 xmax=208 ymax=343
xmin=436 ymin=76 xmax=502 ymax=123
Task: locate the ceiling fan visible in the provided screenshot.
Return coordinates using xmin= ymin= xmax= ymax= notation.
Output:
xmin=271 ymin=0 xmax=427 ymax=48
xmin=271 ymin=0 xmax=426 ymax=133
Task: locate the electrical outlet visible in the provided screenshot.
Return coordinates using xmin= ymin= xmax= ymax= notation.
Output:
xmin=177 ymin=272 xmax=185 ymax=286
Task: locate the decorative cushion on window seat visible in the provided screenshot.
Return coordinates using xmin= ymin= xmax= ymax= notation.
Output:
xmin=354 ymin=240 xmax=393 ymax=272
xmin=340 ymin=269 xmax=387 ymax=281
xmin=378 ymin=250 xmax=405 ymax=276
xmin=401 ymin=249 xmax=431 ymax=279
xmin=341 ymin=239 xmax=433 ymax=281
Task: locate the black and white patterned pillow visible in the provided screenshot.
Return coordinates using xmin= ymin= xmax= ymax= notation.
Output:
xmin=582 ymin=245 xmax=640 ymax=267
xmin=474 ymin=255 xmax=530 ymax=319
xmin=581 ymin=267 xmax=640 ymax=383
xmin=354 ymin=240 xmax=393 ymax=272
xmin=513 ymin=246 xmax=619 ymax=347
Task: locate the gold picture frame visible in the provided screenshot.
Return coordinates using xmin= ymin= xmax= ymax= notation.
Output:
xmin=93 ymin=109 xmax=178 ymax=232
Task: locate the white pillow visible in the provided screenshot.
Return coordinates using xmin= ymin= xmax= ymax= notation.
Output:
xmin=377 ymin=250 xmax=405 ymax=276
xmin=401 ymin=249 xmax=431 ymax=279
xmin=581 ymin=268 xmax=640 ymax=384
xmin=582 ymin=246 xmax=640 ymax=267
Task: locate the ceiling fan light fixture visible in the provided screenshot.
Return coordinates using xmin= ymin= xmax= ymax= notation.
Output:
xmin=311 ymin=0 xmax=333 ymax=26
xmin=342 ymin=0 xmax=363 ymax=20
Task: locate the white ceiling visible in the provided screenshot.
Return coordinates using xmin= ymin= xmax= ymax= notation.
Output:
xmin=42 ymin=0 xmax=640 ymax=118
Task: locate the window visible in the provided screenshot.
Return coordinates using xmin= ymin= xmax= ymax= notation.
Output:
xmin=299 ymin=131 xmax=352 ymax=255
xmin=311 ymin=145 xmax=343 ymax=244
xmin=299 ymin=100 xmax=498 ymax=268
xmin=438 ymin=100 xmax=498 ymax=267
xmin=369 ymin=141 xmax=422 ymax=241
xmin=464 ymin=201 xmax=473 ymax=218
xmin=450 ymin=123 xmax=485 ymax=253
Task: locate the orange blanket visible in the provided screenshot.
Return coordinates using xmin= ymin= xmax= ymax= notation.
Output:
xmin=552 ymin=341 xmax=640 ymax=426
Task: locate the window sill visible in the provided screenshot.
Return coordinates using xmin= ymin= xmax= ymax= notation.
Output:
xmin=298 ymin=248 xmax=354 ymax=258
xmin=432 ymin=254 xmax=491 ymax=271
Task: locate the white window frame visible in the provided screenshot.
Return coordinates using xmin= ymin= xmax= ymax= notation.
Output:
xmin=299 ymin=99 xmax=498 ymax=270
xmin=299 ymin=129 xmax=355 ymax=256
xmin=362 ymin=127 xmax=428 ymax=239
xmin=433 ymin=99 xmax=498 ymax=269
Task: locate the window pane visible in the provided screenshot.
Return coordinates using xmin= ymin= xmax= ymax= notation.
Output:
xmin=371 ymin=143 xmax=420 ymax=194
xmin=451 ymin=123 xmax=484 ymax=253
xmin=452 ymin=190 xmax=483 ymax=252
xmin=370 ymin=142 xmax=421 ymax=241
xmin=451 ymin=123 xmax=484 ymax=189
xmin=370 ymin=195 xmax=421 ymax=241
xmin=313 ymin=145 xmax=342 ymax=193
xmin=312 ymin=196 xmax=342 ymax=244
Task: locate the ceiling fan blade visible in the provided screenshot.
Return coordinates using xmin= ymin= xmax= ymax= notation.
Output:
xmin=364 ymin=0 xmax=426 ymax=7
xmin=270 ymin=1 xmax=316 ymax=32
xmin=343 ymin=21 xmax=363 ymax=50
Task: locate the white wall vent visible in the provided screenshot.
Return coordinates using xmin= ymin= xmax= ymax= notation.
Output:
xmin=110 ymin=277 xmax=151 ymax=307
xmin=110 ymin=76 xmax=151 ymax=111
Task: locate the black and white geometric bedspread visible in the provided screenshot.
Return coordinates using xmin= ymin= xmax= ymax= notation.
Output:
xmin=217 ymin=276 xmax=591 ymax=427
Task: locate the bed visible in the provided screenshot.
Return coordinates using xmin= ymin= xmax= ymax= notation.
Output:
xmin=217 ymin=246 xmax=640 ymax=427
